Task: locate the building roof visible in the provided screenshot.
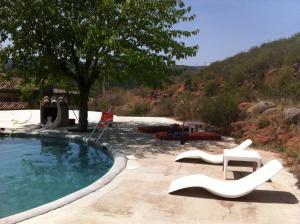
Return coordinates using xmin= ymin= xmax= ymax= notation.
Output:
xmin=0 ymin=78 xmax=22 ymax=90
xmin=0 ymin=101 xmax=29 ymax=110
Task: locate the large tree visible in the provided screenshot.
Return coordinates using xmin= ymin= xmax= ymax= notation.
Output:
xmin=0 ymin=0 xmax=198 ymax=131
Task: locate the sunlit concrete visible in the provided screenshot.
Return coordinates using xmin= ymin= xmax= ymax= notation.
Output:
xmin=0 ymin=110 xmax=299 ymax=224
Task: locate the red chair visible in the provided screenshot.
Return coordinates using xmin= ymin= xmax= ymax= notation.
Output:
xmin=86 ymin=112 xmax=119 ymax=142
xmin=98 ymin=112 xmax=114 ymax=127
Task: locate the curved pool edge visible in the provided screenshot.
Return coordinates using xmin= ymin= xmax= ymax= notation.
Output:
xmin=0 ymin=132 xmax=127 ymax=224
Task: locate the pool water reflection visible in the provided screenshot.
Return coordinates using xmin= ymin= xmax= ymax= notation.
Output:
xmin=0 ymin=137 xmax=113 ymax=218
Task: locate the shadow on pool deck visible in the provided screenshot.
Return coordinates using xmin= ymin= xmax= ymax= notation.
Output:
xmin=175 ymin=158 xmax=224 ymax=165
xmin=170 ymin=188 xmax=299 ymax=204
xmin=107 ymin=122 xmax=233 ymax=159
xmin=16 ymin=122 xmax=234 ymax=161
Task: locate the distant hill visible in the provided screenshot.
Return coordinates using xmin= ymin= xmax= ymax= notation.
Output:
xmin=153 ymin=33 xmax=300 ymax=133
xmin=90 ymin=33 xmax=300 ymax=128
xmin=185 ymin=33 xmax=300 ymax=101
xmin=175 ymin=65 xmax=206 ymax=71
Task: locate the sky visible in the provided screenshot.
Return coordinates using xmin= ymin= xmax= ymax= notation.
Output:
xmin=177 ymin=0 xmax=300 ymax=66
xmin=2 ymin=1 xmax=300 ymax=67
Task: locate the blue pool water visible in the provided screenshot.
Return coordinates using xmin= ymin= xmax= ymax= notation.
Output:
xmin=0 ymin=137 xmax=113 ymax=218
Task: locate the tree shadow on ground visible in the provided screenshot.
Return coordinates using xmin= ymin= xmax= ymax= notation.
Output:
xmin=170 ymin=187 xmax=298 ymax=204
xmin=23 ymin=122 xmax=236 ymax=159
xmin=175 ymin=158 xmax=223 ymax=166
xmin=106 ymin=122 xmax=231 ymax=159
xmin=231 ymin=171 xmax=271 ymax=182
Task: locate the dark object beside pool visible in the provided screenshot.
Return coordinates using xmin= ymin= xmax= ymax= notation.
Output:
xmin=138 ymin=124 xmax=189 ymax=133
xmin=155 ymin=131 xmax=221 ymax=140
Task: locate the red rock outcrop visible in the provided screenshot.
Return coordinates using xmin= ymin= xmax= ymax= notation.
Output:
xmin=246 ymin=101 xmax=276 ymax=116
xmin=238 ymin=102 xmax=254 ymax=112
xmin=231 ymin=121 xmax=259 ymax=138
xmin=286 ymin=136 xmax=300 ymax=158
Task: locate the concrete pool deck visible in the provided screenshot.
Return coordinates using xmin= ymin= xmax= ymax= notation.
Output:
xmin=1 ymin=110 xmax=300 ymax=224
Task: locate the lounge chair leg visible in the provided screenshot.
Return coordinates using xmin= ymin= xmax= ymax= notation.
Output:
xmin=223 ymin=158 xmax=228 ymax=179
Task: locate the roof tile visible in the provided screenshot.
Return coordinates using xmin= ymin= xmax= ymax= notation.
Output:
xmin=0 ymin=78 xmax=22 ymax=90
xmin=0 ymin=101 xmax=29 ymax=110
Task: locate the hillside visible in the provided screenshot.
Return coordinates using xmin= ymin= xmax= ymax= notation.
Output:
xmin=175 ymin=65 xmax=206 ymax=71
xmin=161 ymin=33 xmax=300 ymax=132
xmin=172 ymin=33 xmax=300 ymax=186
xmin=89 ymin=34 xmax=300 ymax=187
xmin=191 ymin=33 xmax=300 ymax=101
xmin=90 ymin=33 xmax=300 ymax=124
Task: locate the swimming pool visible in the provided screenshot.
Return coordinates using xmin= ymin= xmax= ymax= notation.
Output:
xmin=0 ymin=137 xmax=113 ymax=218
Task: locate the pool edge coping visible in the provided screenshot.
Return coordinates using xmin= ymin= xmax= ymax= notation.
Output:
xmin=0 ymin=131 xmax=127 ymax=224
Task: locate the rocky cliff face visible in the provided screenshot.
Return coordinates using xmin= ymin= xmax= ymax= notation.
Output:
xmin=232 ymin=101 xmax=300 ymax=146
xmin=231 ymin=101 xmax=300 ymax=187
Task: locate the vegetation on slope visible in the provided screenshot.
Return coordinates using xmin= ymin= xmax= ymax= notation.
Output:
xmin=186 ymin=33 xmax=300 ymax=132
xmin=90 ymin=33 xmax=300 ymax=186
xmin=90 ymin=33 xmax=300 ymax=132
xmin=194 ymin=33 xmax=300 ymax=100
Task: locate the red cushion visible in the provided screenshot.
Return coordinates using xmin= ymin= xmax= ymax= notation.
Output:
xmin=155 ymin=131 xmax=221 ymax=141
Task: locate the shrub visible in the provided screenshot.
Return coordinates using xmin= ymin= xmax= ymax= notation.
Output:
xmin=94 ymin=97 xmax=110 ymax=111
xmin=198 ymin=93 xmax=241 ymax=135
xmin=150 ymin=97 xmax=174 ymax=117
xmin=204 ymin=80 xmax=219 ymax=96
xmin=90 ymin=88 xmax=129 ymax=112
xmin=127 ymin=99 xmax=150 ymax=116
xmin=131 ymin=87 xmax=153 ymax=98
xmin=174 ymin=91 xmax=198 ymax=120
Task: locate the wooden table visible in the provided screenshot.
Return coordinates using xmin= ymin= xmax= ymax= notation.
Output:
xmin=223 ymin=149 xmax=262 ymax=179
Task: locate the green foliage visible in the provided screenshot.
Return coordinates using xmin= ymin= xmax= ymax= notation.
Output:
xmin=261 ymin=67 xmax=300 ymax=101
xmin=174 ymin=91 xmax=197 ymax=120
xmin=127 ymin=101 xmax=150 ymax=116
xmin=198 ymin=92 xmax=241 ymax=135
xmin=189 ymin=33 xmax=300 ymax=134
xmin=91 ymin=88 xmax=128 ymax=112
xmin=193 ymin=34 xmax=300 ymax=101
xmin=18 ymin=83 xmax=37 ymax=101
xmin=89 ymin=87 xmax=153 ymax=116
xmin=204 ymin=80 xmax=219 ymax=96
xmin=86 ymin=33 xmax=300 ymax=126
xmin=131 ymin=87 xmax=153 ymax=98
xmin=0 ymin=0 xmax=198 ymax=130
xmin=0 ymin=56 xmax=4 ymax=76
xmin=150 ymin=97 xmax=174 ymax=117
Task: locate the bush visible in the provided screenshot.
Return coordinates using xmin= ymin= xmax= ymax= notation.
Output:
xmin=131 ymin=87 xmax=153 ymax=98
xmin=204 ymin=80 xmax=219 ymax=96
xmin=260 ymin=67 xmax=300 ymax=101
xmin=198 ymin=93 xmax=241 ymax=135
xmin=150 ymin=97 xmax=174 ymax=117
xmin=90 ymin=88 xmax=129 ymax=112
xmin=174 ymin=91 xmax=198 ymax=120
xmin=127 ymin=99 xmax=150 ymax=116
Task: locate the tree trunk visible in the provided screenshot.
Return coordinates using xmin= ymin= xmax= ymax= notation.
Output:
xmin=78 ymin=85 xmax=90 ymax=132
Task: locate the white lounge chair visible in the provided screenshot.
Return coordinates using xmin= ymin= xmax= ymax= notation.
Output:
xmin=175 ymin=139 xmax=252 ymax=164
xmin=168 ymin=160 xmax=283 ymax=198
